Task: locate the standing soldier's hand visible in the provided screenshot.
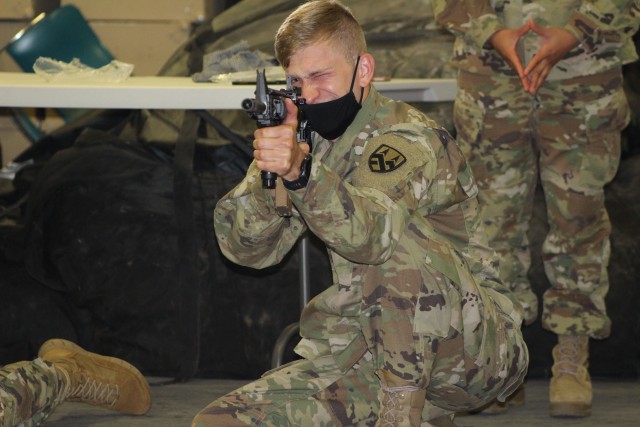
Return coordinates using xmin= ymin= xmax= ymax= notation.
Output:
xmin=523 ymin=20 xmax=579 ymax=94
xmin=490 ymin=22 xmax=531 ymax=87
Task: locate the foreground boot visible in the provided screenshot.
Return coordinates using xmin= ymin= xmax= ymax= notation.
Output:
xmin=549 ymin=335 xmax=591 ymax=417
xmin=376 ymin=370 xmax=427 ymax=427
xmin=477 ymin=383 xmax=525 ymax=415
xmin=38 ymin=339 xmax=151 ymax=415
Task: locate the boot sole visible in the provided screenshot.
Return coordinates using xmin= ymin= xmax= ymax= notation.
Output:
xmin=550 ymin=402 xmax=591 ymax=418
xmin=38 ymin=338 xmax=151 ymax=415
xmin=475 ymin=384 xmax=525 ymax=415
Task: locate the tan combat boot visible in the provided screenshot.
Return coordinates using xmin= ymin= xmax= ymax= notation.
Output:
xmin=38 ymin=338 xmax=151 ymax=415
xmin=549 ymin=335 xmax=591 ymax=417
xmin=376 ymin=370 xmax=427 ymax=427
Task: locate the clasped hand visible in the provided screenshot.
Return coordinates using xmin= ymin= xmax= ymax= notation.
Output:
xmin=253 ymin=98 xmax=310 ymax=183
xmin=490 ymin=19 xmax=580 ymax=95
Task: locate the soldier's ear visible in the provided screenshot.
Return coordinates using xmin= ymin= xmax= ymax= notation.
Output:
xmin=357 ymin=53 xmax=375 ymax=87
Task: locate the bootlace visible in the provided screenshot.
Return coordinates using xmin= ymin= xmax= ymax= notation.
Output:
xmin=67 ymin=373 xmax=120 ymax=407
xmin=379 ymin=385 xmax=419 ymax=427
xmin=555 ymin=336 xmax=586 ymax=376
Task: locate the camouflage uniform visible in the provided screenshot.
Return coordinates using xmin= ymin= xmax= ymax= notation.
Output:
xmin=432 ymin=0 xmax=640 ymax=335
xmin=195 ymin=86 xmax=528 ymax=426
xmin=0 ymin=359 xmax=65 ymax=427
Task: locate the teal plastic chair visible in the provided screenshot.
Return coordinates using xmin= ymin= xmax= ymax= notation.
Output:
xmin=4 ymin=4 xmax=116 ymax=142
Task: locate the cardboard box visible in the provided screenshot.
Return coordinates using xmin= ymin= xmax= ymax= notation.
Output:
xmin=92 ymin=21 xmax=190 ymax=75
xmin=0 ymin=0 xmax=34 ymax=20
xmin=61 ymin=0 xmax=210 ymax=22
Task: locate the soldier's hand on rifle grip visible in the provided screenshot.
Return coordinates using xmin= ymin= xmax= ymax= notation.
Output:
xmin=253 ymin=98 xmax=309 ymax=183
xmin=282 ymin=98 xmax=311 ymax=182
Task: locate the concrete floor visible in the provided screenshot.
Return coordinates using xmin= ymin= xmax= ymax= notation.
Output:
xmin=45 ymin=377 xmax=640 ymax=426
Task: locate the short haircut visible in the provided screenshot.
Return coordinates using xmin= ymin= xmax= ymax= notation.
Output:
xmin=275 ymin=0 xmax=367 ymax=68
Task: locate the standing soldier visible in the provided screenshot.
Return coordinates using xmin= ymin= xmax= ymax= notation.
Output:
xmin=432 ymin=0 xmax=640 ymax=417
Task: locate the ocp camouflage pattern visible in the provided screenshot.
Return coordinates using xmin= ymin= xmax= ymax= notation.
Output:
xmin=0 ymin=359 xmax=64 ymax=427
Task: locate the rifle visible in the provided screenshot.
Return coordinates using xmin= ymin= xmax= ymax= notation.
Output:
xmin=242 ymin=69 xmax=311 ymax=217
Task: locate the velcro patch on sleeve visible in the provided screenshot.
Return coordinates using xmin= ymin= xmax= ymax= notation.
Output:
xmin=368 ymin=144 xmax=407 ymax=173
xmin=352 ymin=134 xmax=427 ymax=194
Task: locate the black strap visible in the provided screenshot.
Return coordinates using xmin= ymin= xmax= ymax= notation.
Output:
xmin=173 ymin=110 xmax=201 ymax=381
xmin=195 ymin=110 xmax=253 ymax=158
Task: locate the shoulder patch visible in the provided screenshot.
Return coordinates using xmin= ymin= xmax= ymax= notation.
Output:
xmin=368 ymin=144 xmax=407 ymax=173
xmin=352 ymin=134 xmax=431 ymax=196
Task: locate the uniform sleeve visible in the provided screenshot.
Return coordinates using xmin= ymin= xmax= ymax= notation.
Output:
xmin=431 ymin=0 xmax=503 ymax=51
xmin=213 ymin=161 xmax=306 ymax=269
xmin=287 ymin=132 xmax=437 ymax=265
xmin=565 ymin=0 xmax=640 ymax=53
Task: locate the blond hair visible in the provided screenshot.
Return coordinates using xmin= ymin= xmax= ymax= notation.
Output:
xmin=275 ymin=1 xmax=367 ymax=68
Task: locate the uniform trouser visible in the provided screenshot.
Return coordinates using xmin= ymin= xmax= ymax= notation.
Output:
xmin=453 ymin=69 xmax=628 ymax=338
xmin=192 ymin=326 xmax=526 ymax=426
xmin=192 ymin=270 xmax=528 ymax=426
xmin=0 ymin=358 xmax=65 ymax=427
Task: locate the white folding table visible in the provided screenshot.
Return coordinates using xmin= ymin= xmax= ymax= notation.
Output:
xmin=0 ymin=73 xmax=457 ymax=109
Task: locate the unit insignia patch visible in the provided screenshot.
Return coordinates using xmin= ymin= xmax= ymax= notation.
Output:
xmin=368 ymin=144 xmax=407 ymax=173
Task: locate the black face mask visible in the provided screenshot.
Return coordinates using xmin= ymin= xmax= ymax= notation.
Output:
xmin=299 ymin=57 xmax=363 ymax=140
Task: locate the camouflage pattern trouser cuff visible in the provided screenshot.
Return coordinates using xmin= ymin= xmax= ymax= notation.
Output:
xmin=0 ymin=358 xmax=65 ymax=427
xmin=542 ymin=288 xmax=611 ymax=339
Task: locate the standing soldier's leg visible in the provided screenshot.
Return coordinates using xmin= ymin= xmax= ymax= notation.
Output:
xmin=536 ymin=69 xmax=628 ymax=417
xmin=454 ymin=70 xmax=539 ymax=326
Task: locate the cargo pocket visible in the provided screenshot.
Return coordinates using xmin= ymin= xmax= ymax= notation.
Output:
xmin=413 ymin=269 xmax=459 ymax=338
xmin=475 ymin=294 xmax=507 ymax=373
xmin=581 ymin=87 xmax=627 ymax=185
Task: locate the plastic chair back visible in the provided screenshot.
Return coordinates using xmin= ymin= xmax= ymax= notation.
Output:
xmin=7 ymin=4 xmax=114 ymax=72
xmin=4 ymin=4 xmax=116 ymax=141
